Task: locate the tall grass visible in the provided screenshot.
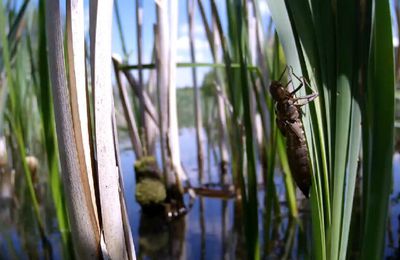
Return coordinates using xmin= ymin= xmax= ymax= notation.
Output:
xmin=0 ymin=1 xmax=94 ymax=257
xmin=209 ymin=1 xmax=258 ymax=257
xmin=361 ymin=1 xmax=394 ymax=258
xmin=0 ymin=1 xmax=58 ymax=257
xmin=1 ymin=0 xmax=395 ymax=258
xmin=267 ymin=0 xmax=394 ymax=259
xmin=121 ymin=1 xmax=301 ymax=258
xmin=37 ymin=0 xmax=73 ymax=257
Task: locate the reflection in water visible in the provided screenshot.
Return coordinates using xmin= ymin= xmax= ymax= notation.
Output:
xmin=0 ymin=169 xmax=14 ymax=200
xmin=0 ymin=166 xmax=59 ymax=259
xmin=138 ymin=213 xmax=186 ymax=260
xmin=199 ymin=198 xmax=205 ymax=260
xmin=3 ymin=128 xmax=400 ymax=258
xmin=125 ymin=129 xmax=306 ymax=259
xmin=281 ymin=219 xmax=296 ymax=260
xmin=394 ymin=214 xmax=400 ymax=259
xmin=221 ymin=200 xmax=228 ymax=260
xmin=136 ymin=194 xmax=242 ymax=260
xmin=0 ymin=169 xmax=18 ymax=259
xmin=233 ymin=200 xmax=245 ymax=260
xmin=389 ymin=214 xmax=400 ymax=259
xmin=347 ymin=173 xmax=362 ymax=259
xmin=387 ymin=154 xmax=400 ymax=259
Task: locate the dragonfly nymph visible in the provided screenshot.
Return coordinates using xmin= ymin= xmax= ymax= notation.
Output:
xmin=269 ymin=67 xmax=318 ymax=198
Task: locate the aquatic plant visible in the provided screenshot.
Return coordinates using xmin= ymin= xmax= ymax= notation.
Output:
xmin=46 ymin=0 xmax=135 ymax=258
xmin=0 ymin=0 xmax=397 ymax=259
xmin=267 ymin=0 xmax=394 ymax=259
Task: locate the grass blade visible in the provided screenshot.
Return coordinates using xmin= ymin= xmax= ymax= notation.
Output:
xmin=361 ymin=0 xmax=395 ymax=258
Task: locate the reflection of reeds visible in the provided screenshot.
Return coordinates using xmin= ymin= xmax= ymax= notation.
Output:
xmin=0 ymin=0 xmax=396 ymax=258
xmin=138 ymin=212 xmax=187 ymax=259
xmin=199 ymin=198 xmax=206 ymax=260
xmin=118 ymin=1 xmax=300 ymax=258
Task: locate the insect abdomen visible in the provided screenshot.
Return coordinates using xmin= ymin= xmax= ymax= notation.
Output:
xmin=269 ymin=75 xmax=317 ymax=198
xmin=286 ymin=124 xmax=311 ymax=197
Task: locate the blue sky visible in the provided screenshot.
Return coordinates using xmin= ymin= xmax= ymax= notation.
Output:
xmin=16 ymin=0 xmax=268 ymax=87
xmin=109 ymin=0 xmax=223 ymax=88
xmin=17 ymin=0 xmax=399 ymax=87
xmin=108 ymin=0 xmax=271 ymax=87
xmin=32 ymin=0 xmax=400 ymax=87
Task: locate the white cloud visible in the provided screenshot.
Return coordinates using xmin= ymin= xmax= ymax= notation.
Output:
xmin=175 ymin=19 xmax=213 ymax=87
xmin=196 ymin=52 xmax=205 ymax=62
xmin=259 ymin=0 xmax=270 ymax=16
xmin=193 ymin=38 xmax=209 ymax=49
xmin=196 ymin=51 xmax=212 ymax=62
xmin=176 ymin=35 xmax=209 ymax=54
xmin=176 ymin=54 xmax=188 ymax=62
xmin=175 ymin=67 xmax=210 ymax=88
xmin=179 ymin=23 xmax=206 ymax=36
xmin=179 ymin=24 xmax=189 ymax=34
xmin=176 ymin=35 xmax=190 ymax=51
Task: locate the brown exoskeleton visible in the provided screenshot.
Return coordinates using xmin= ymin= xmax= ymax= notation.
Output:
xmin=269 ymin=67 xmax=318 ymax=198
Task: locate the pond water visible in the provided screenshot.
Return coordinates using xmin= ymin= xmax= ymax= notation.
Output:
xmin=0 ymin=128 xmax=400 ymax=259
xmin=121 ymin=128 xmax=298 ymax=259
xmin=387 ymin=153 xmax=400 ymax=258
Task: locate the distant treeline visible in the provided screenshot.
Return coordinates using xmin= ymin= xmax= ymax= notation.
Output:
xmin=177 ymin=70 xmax=215 ymax=128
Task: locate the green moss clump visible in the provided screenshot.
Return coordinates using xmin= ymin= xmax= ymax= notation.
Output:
xmin=134 ymin=156 xmax=157 ymax=171
xmin=134 ymin=156 xmax=161 ymax=182
xmin=135 ymin=179 xmax=166 ymax=205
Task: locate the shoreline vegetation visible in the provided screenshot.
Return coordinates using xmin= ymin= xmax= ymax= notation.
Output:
xmin=0 ymin=0 xmax=398 ymax=259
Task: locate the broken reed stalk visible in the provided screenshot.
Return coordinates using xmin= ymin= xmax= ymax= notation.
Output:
xmin=197 ymin=0 xmax=229 ymax=174
xmin=46 ymin=0 xmax=100 ymax=257
xmin=121 ymin=69 xmax=159 ymax=127
xmin=154 ymin=21 xmax=169 ymax=183
xmin=90 ymin=0 xmax=128 ymax=258
xmin=66 ymin=0 xmax=99 ymax=225
xmin=113 ymin=55 xmax=143 ymax=158
xmin=188 ymin=0 xmax=205 ymax=178
xmin=135 ymin=0 xmax=148 ymax=152
xmin=168 ymin=0 xmax=187 ymax=185
xmin=112 ymin=105 xmax=136 ymax=260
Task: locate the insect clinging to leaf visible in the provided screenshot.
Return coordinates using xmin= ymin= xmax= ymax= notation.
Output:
xmin=269 ymin=67 xmax=318 ymax=198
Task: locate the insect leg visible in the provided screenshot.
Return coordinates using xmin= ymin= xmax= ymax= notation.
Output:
xmin=294 ymin=93 xmax=319 ymax=106
xmin=288 ymin=66 xmax=307 ymax=96
xmin=289 ymin=66 xmax=303 ymax=83
xmin=285 ymin=80 xmax=293 ymax=89
xmin=289 ymin=67 xmax=317 ymax=93
xmin=301 ymin=76 xmax=316 ymax=92
xmin=278 ymin=66 xmax=288 ymax=81
xmin=290 ymin=82 xmax=304 ymax=95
